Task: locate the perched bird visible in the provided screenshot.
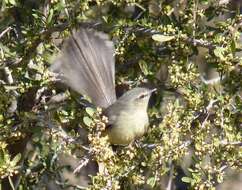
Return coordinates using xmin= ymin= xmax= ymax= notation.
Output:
xmin=51 ymin=28 xmax=155 ymax=145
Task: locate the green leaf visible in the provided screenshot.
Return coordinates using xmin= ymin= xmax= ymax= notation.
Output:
xmin=8 ymin=0 xmax=17 ymax=6
xmin=12 ymin=153 xmax=21 ymax=165
xmin=47 ymin=9 xmax=54 ymax=24
xmin=138 ymin=60 xmax=149 ymax=75
xmin=147 ymin=177 xmax=156 ymax=187
xmin=152 ymin=34 xmax=175 ymax=42
xmin=213 ymin=47 xmax=225 ymax=60
xmin=181 ymin=177 xmax=192 ymax=183
xmin=83 ymin=116 xmax=93 ymax=126
xmin=85 ymin=107 xmax=95 ymax=117
xmin=32 ymin=13 xmax=39 ymax=19
xmin=4 ymin=85 xmax=20 ymax=91
xmin=230 ymin=39 xmax=236 ymax=53
xmin=0 ymin=149 xmax=5 ymax=163
xmin=217 ymin=174 xmax=224 ymax=183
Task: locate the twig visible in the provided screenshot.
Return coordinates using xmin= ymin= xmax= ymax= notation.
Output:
xmin=43 ymin=0 xmax=50 ymax=18
xmin=14 ymin=141 xmax=34 ymax=189
xmin=55 ymin=181 xmax=87 ymax=190
xmin=142 ymin=143 xmax=157 ymax=149
xmin=124 ymin=26 xmax=216 ymax=49
xmin=35 ymin=87 xmax=47 ymax=104
xmin=3 ymin=67 xmax=13 ymax=84
xmin=220 ymin=141 xmax=242 ymax=146
xmin=166 ymin=160 xmax=174 ymax=190
xmin=219 ymin=164 xmax=229 ymax=172
xmin=8 ymin=176 xmax=15 ymax=190
xmin=47 ymin=92 xmax=69 ymax=104
xmin=0 ymin=27 xmax=12 ymax=39
xmin=73 ymin=157 xmax=90 ymax=174
xmin=73 ymin=185 xmax=87 ymax=190
xmin=142 ymin=140 xmax=191 ymax=149
xmin=62 ymin=0 xmax=70 ymax=18
xmin=3 ymin=67 xmax=18 ymax=113
xmin=206 ymin=99 xmax=219 ymax=111
xmin=201 ymin=113 xmax=209 ymax=129
xmin=186 ymin=38 xmax=216 ymax=49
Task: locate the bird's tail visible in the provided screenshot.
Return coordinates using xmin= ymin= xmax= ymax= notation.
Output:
xmin=50 ymin=28 xmax=116 ymax=108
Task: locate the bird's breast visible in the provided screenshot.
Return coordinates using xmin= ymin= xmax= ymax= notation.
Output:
xmin=105 ymin=109 xmax=149 ymax=145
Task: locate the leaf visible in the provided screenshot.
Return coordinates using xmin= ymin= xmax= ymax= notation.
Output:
xmin=11 ymin=153 xmax=21 ymax=165
xmin=230 ymin=39 xmax=236 ymax=53
xmin=83 ymin=116 xmax=93 ymax=126
xmin=213 ymin=47 xmax=225 ymax=60
xmin=152 ymin=34 xmax=175 ymax=42
xmin=147 ymin=177 xmax=156 ymax=187
xmin=0 ymin=149 xmax=5 ymax=163
xmin=85 ymin=107 xmax=95 ymax=117
xmin=181 ymin=177 xmax=192 ymax=183
xmin=138 ymin=60 xmax=149 ymax=75
xmin=8 ymin=0 xmax=17 ymax=6
xmin=47 ymin=9 xmax=54 ymax=24
xmin=4 ymin=85 xmax=20 ymax=91
xmin=32 ymin=13 xmax=39 ymax=19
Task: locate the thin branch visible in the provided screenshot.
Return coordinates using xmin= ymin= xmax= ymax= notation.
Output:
xmin=62 ymin=0 xmax=70 ymax=18
xmin=73 ymin=157 xmax=90 ymax=174
xmin=219 ymin=165 xmax=229 ymax=172
xmin=8 ymin=176 xmax=15 ymax=190
xmin=206 ymin=99 xmax=219 ymax=111
xmin=55 ymin=180 xmax=87 ymax=190
xmin=47 ymin=92 xmax=69 ymax=104
xmin=186 ymin=37 xmax=216 ymax=49
xmin=220 ymin=141 xmax=242 ymax=146
xmin=142 ymin=140 xmax=191 ymax=149
xmin=166 ymin=160 xmax=174 ymax=190
xmin=3 ymin=67 xmax=18 ymax=113
xmin=124 ymin=26 xmax=216 ymax=49
xmin=3 ymin=67 xmax=13 ymax=84
xmin=35 ymin=87 xmax=48 ymax=104
xmin=201 ymin=113 xmax=209 ymax=129
xmin=43 ymin=0 xmax=50 ymax=18
xmin=0 ymin=27 xmax=12 ymax=39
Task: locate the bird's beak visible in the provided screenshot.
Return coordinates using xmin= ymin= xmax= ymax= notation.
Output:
xmin=149 ymin=88 xmax=157 ymax=94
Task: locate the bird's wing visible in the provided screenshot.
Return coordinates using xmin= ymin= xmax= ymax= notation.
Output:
xmin=50 ymin=28 xmax=116 ymax=108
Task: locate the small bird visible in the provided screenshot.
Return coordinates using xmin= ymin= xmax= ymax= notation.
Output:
xmin=194 ymin=47 xmax=223 ymax=93
xmin=51 ymin=28 xmax=155 ymax=145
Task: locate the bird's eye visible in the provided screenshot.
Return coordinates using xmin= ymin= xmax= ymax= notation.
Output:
xmin=138 ymin=94 xmax=146 ymax=99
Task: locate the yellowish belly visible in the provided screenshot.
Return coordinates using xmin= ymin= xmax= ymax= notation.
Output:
xmin=105 ymin=110 xmax=148 ymax=145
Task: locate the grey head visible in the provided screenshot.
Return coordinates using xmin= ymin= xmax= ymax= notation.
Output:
xmin=103 ymin=87 xmax=156 ymax=145
xmin=116 ymin=87 xmax=156 ymax=109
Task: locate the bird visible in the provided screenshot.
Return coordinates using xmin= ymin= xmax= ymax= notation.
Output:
xmin=50 ymin=28 xmax=155 ymax=145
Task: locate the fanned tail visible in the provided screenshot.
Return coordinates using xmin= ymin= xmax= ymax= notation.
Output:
xmin=50 ymin=28 xmax=116 ymax=108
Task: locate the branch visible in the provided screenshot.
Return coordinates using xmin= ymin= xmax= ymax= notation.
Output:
xmin=73 ymin=156 xmax=90 ymax=174
xmin=0 ymin=27 xmax=12 ymax=39
xmin=3 ymin=67 xmax=18 ymax=113
xmin=124 ymin=26 xmax=216 ymax=49
xmin=220 ymin=141 xmax=242 ymax=146
xmin=166 ymin=160 xmax=174 ymax=190
xmin=47 ymin=92 xmax=69 ymax=104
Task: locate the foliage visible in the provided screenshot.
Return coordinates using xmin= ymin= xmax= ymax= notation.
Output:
xmin=0 ymin=0 xmax=241 ymax=189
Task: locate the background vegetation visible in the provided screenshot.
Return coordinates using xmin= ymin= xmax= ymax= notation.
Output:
xmin=0 ymin=0 xmax=241 ymax=189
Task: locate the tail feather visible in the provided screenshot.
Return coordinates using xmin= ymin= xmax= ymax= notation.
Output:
xmin=51 ymin=28 xmax=116 ymax=108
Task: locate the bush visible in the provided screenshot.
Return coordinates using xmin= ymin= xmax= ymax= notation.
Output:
xmin=0 ymin=0 xmax=241 ymax=189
